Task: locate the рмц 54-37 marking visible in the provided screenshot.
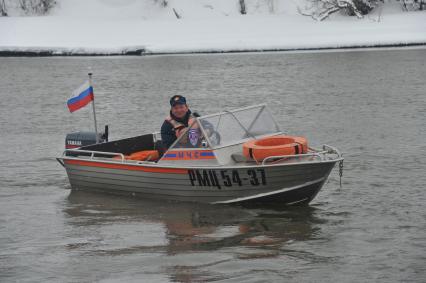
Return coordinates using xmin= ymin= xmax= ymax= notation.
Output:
xmin=188 ymin=169 xmax=266 ymax=189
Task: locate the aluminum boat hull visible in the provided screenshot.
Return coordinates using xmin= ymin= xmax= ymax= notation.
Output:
xmin=61 ymin=158 xmax=337 ymax=205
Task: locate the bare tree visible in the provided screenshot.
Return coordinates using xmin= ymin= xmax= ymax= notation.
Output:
xmin=172 ymin=7 xmax=181 ymax=19
xmin=298 ymin=0 xmax=380 ymax=21
xmin=239 ymin=0 xmax=247 ymax=14
xmin=0 ymin=0 xmax=7 ymax=16
xmin=267 ymin=0 xmax=275 ymax=13
xmin=154 ymin=0 xmax=168 ymax=7
xmin=400 ymin=0 xmax=425 ymax=10
xmin=19 ymin=0 xmax=56 ymax=15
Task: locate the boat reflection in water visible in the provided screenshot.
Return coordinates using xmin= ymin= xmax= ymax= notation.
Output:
xmin=65 ymin=190 xmax=325 ymax=282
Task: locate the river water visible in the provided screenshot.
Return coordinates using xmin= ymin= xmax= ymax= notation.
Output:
xmin=0 ymin=48 xmax=425 ymax=282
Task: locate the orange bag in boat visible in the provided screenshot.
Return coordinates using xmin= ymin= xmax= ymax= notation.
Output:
xmin=243 ymin=135 xmax=308 ymax=161
xmin=127 ymin=150 xmax=159 ymax=161
xmin=113 ymin=150 xmax=159 ymax=161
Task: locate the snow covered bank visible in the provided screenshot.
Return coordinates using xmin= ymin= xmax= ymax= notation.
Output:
xmin=1 ymin=0 xmax=425 ymax=56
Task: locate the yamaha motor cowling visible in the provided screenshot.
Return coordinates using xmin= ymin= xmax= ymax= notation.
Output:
xmin=65 ymin=125 xmax=109 ymax=149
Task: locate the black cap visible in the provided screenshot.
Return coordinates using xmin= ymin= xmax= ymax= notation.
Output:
xmin=170 ymin=95 xmax=187 ymax=107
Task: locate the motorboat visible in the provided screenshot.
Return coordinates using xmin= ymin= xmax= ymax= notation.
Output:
xmin=57 ymin=104 xmax=343 ymax=206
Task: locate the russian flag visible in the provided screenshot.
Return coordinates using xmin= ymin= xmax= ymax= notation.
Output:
xmin=67 ymin=81 xmax=94 ymax=113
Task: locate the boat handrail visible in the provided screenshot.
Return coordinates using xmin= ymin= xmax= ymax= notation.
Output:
xmin=261 ymin=153 xmax=324 ymax=165
xmin=261 ymin=144 xmax=342 ymax=165
xmin=63 ymin=149 xmax=125 ymax=162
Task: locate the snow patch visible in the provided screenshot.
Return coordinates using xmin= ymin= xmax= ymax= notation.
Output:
xmin=0 ymin=1 xmax=425 ymax=55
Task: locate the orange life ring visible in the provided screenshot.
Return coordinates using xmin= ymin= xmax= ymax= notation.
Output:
xmin=242 ymin=135 xmax=308 ymax=161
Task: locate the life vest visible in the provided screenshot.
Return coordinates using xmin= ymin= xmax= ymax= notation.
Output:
xmin=165 ymin=114 xmax=197 ymax=138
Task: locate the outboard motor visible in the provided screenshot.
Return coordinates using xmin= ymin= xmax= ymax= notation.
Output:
xmin=65 ymin=125 xmax=109 ymax=149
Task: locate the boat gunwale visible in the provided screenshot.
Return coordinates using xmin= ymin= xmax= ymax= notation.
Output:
xmin=58 ymin=152 xmax=342 ymax=171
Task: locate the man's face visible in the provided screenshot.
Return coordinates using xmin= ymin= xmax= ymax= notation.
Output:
xmin=171 ymin=103 xmax=188 ymax=119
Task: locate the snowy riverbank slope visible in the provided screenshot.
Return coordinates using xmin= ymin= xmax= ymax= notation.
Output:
xmin=1 ymin=0 xmax=425 ymax=55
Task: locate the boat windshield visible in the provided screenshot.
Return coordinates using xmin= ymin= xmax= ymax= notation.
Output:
xmin=169 ymin=104 xmax=281 ymax=150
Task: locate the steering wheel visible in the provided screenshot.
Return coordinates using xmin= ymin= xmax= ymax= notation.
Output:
xmin=199 ymin=120 xmax=221 ymax=146
xmin=207 ymin=130 xmax=221 ymax=146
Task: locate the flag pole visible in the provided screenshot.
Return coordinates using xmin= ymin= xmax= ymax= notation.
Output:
xmin=88 ymin=72 xmax=99 ymax=143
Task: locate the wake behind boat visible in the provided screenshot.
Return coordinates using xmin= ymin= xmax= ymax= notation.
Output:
xmin=57 ymin=104 xmax=343 ymax=206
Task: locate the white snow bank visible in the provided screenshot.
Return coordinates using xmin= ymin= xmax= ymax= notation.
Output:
xmin=0 ymin=1 xmax=425 ymax=55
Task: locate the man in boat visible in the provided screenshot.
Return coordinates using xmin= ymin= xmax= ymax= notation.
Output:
xmin=160 ymin=95 xmax=197 ymax=149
